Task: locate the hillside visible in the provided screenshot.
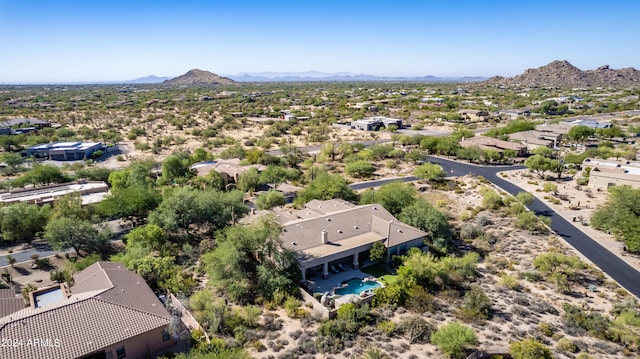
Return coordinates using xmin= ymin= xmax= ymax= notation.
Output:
xmin=485 ymin=60 xmax=640 ymax=88
xmin=163 ymin=69 xmax=236 ymax=85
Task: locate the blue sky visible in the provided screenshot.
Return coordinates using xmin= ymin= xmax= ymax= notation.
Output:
xmin=1 ymin=0 xmax=639 ymax=82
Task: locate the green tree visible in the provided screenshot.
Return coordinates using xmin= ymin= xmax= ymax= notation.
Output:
xmin=431 ymin=322 xmax=477 ymax=359
xmin=237 ymin=167 xmax=260 ymax=193
xmin=98 ymin=185 xmax=161 ymax=223
xmin=533 ymin=146 xmax=554 ymax=158
xmin=509 ymin=338 xmax=553 ymax=359
xmin=259 ymin=165 xmax=290 ymax=188
xmin=567 ymin=125 xmax=595 ymax=143
xmin=149 ymin=188 xmax=247 ymax=240
xmin=0 ymin=203 xmax=51 ymax=243
xmin=294 ymin=173 xmax=356 ymax=206
xmin=413 ymin=163 xmax=446 ymax=182
xmin=16 ymin=164 xmax=70 ymax=187
xmin=0 ymin=152 xmax=24 ymax=174
xmin=161 ymin=154 xmax=193 ymax=184
xmin=255 ymin=190 xmax=286 ymax=210
xmin=202 ymin=215 xmax=300 ymax=303
xmin=399 ymin=200 xmax=451 ymax=254
xmin=591 ymin=185 xmax=640 ymax=252
xmin=360 ymin=182 xmax=416 ymax=216
xmin=369 ymin=241 xmax=387 ymax=263
xmin=345 ymin=160 xmax=376 ymax=178
xmin=44 ymin=216 xmax=109 ymax=256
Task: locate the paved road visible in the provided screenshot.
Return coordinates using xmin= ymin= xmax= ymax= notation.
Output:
xmin=0 ymin=243 xmax=62 ymax=267
xmin=349 ymin=176 xmax=418 ymax=190
xmin=425 ymin=156 xmax=640 ymax=298
xmin=0 ymin=220 xmax=127 ymax=267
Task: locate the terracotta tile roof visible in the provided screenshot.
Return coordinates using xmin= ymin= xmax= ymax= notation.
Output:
xmin=0 ymin=297 xmax=170 ymax=359
xmin=0 ymin=262 xmax=172 ymax=359
xmin=0 ymin=289 xmax=24 ymax=318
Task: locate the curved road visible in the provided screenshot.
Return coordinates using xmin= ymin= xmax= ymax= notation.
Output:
xmin=425 ymin=156 xmax=640 ymax=298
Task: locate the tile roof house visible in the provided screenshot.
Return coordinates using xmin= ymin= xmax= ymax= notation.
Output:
xmin=507 ymin=130 xmax=559 ymax=150
xmin=190 ymin=159 xmax=266 ymax=184
xmin=459 ymin=136 xmax=528 ymax=157
xmin=276 ymin=199 xmax=428 ymax=281
xmin=0 ymin=262 xmax=176 ymax=359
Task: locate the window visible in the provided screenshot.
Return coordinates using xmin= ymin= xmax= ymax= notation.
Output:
xmin=162 ymin=330 xmax=171 ymax=342
xmin=105 ymin=352 xmax=113 ymax=359
xmin=116 ymin=346 xmax=126 ymax=359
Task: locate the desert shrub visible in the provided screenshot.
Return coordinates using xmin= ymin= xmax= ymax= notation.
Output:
xmin=514 ymin=211 xmax=550 ymax=233
xmin=562 ymin=303 xmax=611 ymax=340
xmin=457 ymin=286 xmax=491 ymax=322
xmin=556 ymin=337 xmax=579 ymax=353
xmin=475 ymin=214 xmax=491 ymax=226
xmin=459 ymin=224 xmax=483 ymax=240
xmin=499 ymin=274 xmax=521 ymax=291
xmin=431 ymin=322 xmax=477 ymax=359
xmin=509 ymin=338 xmax=553 ymax=359
xmin=35 ymin=258 xmax=53 ymax=270
xmin=537 ymin=322 xmax=554 ymax=337
xmin=542 ymin=182 xmax=557 ymax=193
xmin=377 ymin=320 xmax=396 ymax=336
xmin=481 ymin=188 xmax=503 ymax=210
xmin=345 ymin=160 xmax=376 ymax=178
xmin=576 ymin=177 xmax=589 ymax=186
xmin=284 ymin=295 xmax=300 ymax=317
xmin=397 ymin=315 xmax=434 ymax=344
xmin=519 ymin=271 xmax=541 ymax=282
xmin=405 ymin=285 xmax=436 ymax=313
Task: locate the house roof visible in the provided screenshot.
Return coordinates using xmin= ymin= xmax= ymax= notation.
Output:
xmin=507 ymin=131 xmax=556 ymax=146
xmin=0 ymin=262 xmax=172 ymax=359
xmin=459 ymin=136 xmax=527 ymax=151
xmin=0 ymin=289 xmax=24 ymax=318
xmin=278 ymin=199 xmax=427 ymax=261
xmin=192 ymin=159 xmax=266 ymax=178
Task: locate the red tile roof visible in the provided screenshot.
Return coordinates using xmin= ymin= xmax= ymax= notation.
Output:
xmin=0 ymin=262 xmax=172 ymax=359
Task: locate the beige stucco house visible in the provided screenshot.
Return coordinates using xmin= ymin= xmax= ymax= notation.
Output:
xmin=582 ymin=158 xmax=640 ymax=190
xmin=276 ymin=199 xmax=427 ymax=281
xmin=0 ymin=262 xmax=177 ymax=359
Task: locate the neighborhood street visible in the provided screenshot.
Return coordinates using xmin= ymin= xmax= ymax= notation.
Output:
xmin=425 ymin=156 xmax=640 ymax=298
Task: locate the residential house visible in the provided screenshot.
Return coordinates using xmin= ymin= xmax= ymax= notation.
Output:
xmin=0 ymin=262 xmax=177 ymax=359
xmin=582 ymin=158 xmax=640 ymax=190
xmin=190 ymin=159 xmax=267 ymax=185
xmin=508 ymin=130 xmax=559 ymax=150
xmin=26 ymin=142 xmax=105 ymax=161
xmin=276 ymin=199 xmax=427 ymax=281
xmin=459 ymin=136 xmax=528 ymax=157
xmin=351 ymin=116 xmax=402 ymax=131
xmin=535 ymin=122 xmax=572 ymax=137
xmin=496 ymin=109 xmax=531 ymax=120
xmin=0 ymin=181 xmax=109 ymax=206
xmin=457 ymin=109 xmax=490 ymax=122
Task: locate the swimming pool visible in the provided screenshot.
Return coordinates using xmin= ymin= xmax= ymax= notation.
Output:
xmin=334 ymin=278 xmax=382 ymax=296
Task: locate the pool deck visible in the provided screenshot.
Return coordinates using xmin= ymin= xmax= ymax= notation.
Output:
xmin=306 ymin=268 xmax=378 ymax=295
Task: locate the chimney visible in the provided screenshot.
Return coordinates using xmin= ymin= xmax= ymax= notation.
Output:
xmin=321 ymin=230 xmax=328 ymax=244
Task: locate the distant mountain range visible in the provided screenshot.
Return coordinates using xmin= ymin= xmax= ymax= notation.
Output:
xmin=484 ymin=60 xmax=640 ymax=88
xmin=127 ymin=71 xmax=487 ymax=84
xmin=127 ymin=75 xmax=169 ymax=84
xmin=227 ymin=72 xmax=487 ymax=83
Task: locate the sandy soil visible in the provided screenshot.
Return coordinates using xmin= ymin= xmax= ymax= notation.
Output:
xmin=499 ymin=168 xmax=640 ymax=273
xmin=249 ymin=174 xmax=632 ymax=359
